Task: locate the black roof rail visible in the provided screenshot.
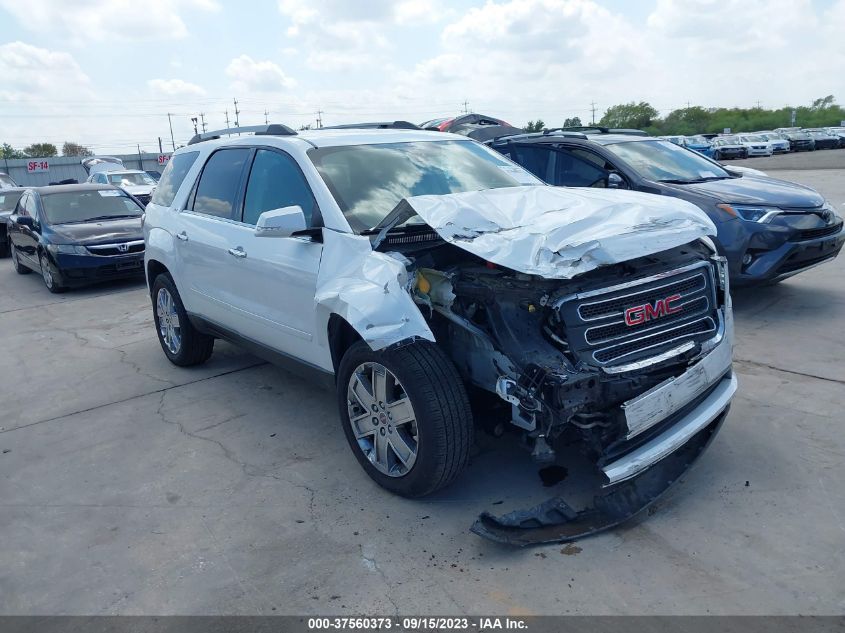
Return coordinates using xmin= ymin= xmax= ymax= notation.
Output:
xmin=188 ymin=123 xmax=297 ymax=145
xmin=554 ymin=126 xmax=649 ymax=136
xmin=320 ymin=121 xmax=421 ymax=130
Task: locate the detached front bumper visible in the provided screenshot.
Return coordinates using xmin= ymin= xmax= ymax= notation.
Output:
xmin=473 ymin=307 xmax=735 ymax=546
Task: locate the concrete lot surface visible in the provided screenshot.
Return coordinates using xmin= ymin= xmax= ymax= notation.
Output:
xmin=1 ymin=165 xmax=844 ymax=615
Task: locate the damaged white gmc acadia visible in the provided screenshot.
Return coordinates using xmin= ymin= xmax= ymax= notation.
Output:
xmin=143 ymin=124 xmax=737 ymax=545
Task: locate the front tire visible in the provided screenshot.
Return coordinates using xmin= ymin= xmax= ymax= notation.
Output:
xmin=151 ymin=273 xmax=214 ymax=366
xmin=337 ymin=340 xmax=473 ymax=497
xmin=713 ymin=150 xmax=721 ymax=161
xmin=39 ymin=253 xmax=65 ymax=293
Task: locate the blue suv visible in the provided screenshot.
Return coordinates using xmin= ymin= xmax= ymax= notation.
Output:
xmin=489 ymin=129 xmax=844 ymax=285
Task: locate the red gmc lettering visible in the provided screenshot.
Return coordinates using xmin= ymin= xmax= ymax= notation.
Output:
xmin=624 ymin=294 xmax=683 ymax=326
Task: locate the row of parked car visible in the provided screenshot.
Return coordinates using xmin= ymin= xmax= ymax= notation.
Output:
xmin=662 ymin=126 xmax=845 ymax=159
xmin=0 ymin=115 xmax=842 ymax=544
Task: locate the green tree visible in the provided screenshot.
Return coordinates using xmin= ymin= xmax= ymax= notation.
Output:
xmin=23 ymin=143 xmax=58 ymax=157
xmin=562 ymin=116 xmax=582 ymax=128
xmin=62 ymin=141 xmax=93 ymax=157
xmin=599 ymin=102 xmax=659 ymax=129
xmin=524 ymin=119 xmax=545 ymax=133
xmin=1 ymin=143 xmax=26 ymax=159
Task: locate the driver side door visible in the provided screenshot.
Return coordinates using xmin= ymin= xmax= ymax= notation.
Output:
xmin=221 ymin=148 xmax=325 ymax=368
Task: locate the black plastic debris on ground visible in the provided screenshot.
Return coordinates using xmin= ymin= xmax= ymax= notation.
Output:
xmin=471 ymin=411 xmax=728 ymax=546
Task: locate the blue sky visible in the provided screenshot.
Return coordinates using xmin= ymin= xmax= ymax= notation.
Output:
xmin=1 ymin=0 xmax=843 ymax=153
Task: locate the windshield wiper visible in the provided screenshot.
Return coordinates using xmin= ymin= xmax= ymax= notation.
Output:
xmin=82 ymin=214 xmax=140 ymax=222
xmin=364 ymin=200 xmax=422 ymax=248
xmin=658 ymin=176 xmax=729 ymax=184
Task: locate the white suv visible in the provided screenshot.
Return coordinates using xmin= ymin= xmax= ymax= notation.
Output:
xmin=144 ymin=124 xmax=736 ymax=528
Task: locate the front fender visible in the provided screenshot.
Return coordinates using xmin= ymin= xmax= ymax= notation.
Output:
xmin=314 ymin=230 xmax=434 ymax=352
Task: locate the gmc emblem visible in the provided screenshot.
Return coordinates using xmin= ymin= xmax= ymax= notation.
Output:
xmin=624 ymin=294 xmax=682 ymax=326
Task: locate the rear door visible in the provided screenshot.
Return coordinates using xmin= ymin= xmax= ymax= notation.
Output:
xmin=175 ymin=147 xmax=252 ymax=327
xmin=220 ymin=148 xmax=324 ymax=366
xmin=13 ymin=193 xmax=41 ymax=266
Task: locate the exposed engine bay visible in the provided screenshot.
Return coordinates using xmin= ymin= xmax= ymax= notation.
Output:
xmin=372 ymin=228 xmax=735 ymax=545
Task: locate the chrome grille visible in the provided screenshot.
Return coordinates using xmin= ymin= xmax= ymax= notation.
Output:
xmin=86 ymin=240 xmax=145 ymax=256
xmin=553 ymin=262 xmax=719 ymax=368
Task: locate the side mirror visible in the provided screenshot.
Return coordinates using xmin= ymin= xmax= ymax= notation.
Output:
xmin=607 ymin=173 xmax=625 ymax=189
xmin=15 ymin=215 xmax=34 ymax=228
xmin=254 ymin=205 xmax=307 ymax=238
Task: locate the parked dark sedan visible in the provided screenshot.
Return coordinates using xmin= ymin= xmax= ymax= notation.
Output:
xmin=804 ymin=129 xmax=841 ymax=149
xmin=0 ymin=187 xmax=25 ymax=257
xmin=779 ymin=130 xmax=816 ymax=151
xmin=7 ymin=184 xmax=145 ymax=293
xmin=489 ymin=131 xmax=844 ymax=285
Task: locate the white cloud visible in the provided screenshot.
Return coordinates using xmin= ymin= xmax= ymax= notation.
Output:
xmin=0 ymin=41 xmax=91 ymax=103
xmin=276 ymin=0 xmax=446 ymax=69
xmin=226 ymin=55 xmax=297 ymax=92
xmin=0 ymin=0 xmax=220 ymax=43
xmin=147 ymin=78 xmax=207 ymax=98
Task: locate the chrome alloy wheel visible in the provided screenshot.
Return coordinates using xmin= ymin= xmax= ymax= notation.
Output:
xmin=346 ymin=362 xmax=419 ymax=477
xmin=39 ymin=254 xmax=54 ymax=289
xmin=156 ymin=287 xmax=182 ymax=355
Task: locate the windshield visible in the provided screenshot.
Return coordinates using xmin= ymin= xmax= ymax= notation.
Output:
xmin=0 ymin=190 xmax=23 ymax=212
xmin=0 ymin=174 xmax=17 ymax=187
xmin=309 ymin=140 xmax=540 ymax=232
xmin=41 ymin=190 xmax=143 ymax=224
xmin=741 ymin=135 xmax=765 ymax=142
xmin=686 ymin=135 xmax=709 ymax=145
xmin=605 ymin=139 xmax=730 ymax=183
xmin=108 ymin=172 xmax=156 ymax=187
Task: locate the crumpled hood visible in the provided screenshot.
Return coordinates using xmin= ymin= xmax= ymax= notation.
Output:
xmin=403 ymin=186 xmax=716 ymax=279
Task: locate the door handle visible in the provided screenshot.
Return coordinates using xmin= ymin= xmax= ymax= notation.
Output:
xmin=227 ymin=246 xmax=247 ymax=258
xmin=176 ymin=231 xmax=189 ymax=242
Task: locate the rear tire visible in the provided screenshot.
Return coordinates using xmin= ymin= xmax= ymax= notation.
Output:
xmin=10 ymin=245 xmax=31 ymax=274
xmin=337 ymin=340 xmax=473 ymax=497
xmin=151 ymin=273 xmax=214 ymax=366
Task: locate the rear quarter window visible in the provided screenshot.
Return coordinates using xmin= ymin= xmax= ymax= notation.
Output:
xmin=151 ymin=151 xmax=200 ymax=207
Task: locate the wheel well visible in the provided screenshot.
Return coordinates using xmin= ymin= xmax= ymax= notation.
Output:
xmin=328 ymin=314 xmax=363 ymax=373
xmin=146 ymin=259 xmax=169 ymax=290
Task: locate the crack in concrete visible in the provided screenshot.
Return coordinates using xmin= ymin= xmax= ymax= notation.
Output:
xmin=358 ymin=543 xmax=401 ymax=616
xmin=0 ymin=362 xmax=266 ymax=436
xmin=735 ymin=358 xmax=845 ymax=386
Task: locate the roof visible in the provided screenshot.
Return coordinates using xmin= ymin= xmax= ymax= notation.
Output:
xmin=27 ymin=183 xmax=123 ymax=195
xmin=191 ymin=127 xmax=462 ymax=151
xmin=492 ymin=132 xmax=653 ymax=146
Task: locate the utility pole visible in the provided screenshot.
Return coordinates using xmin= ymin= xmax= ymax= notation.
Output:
xmin=225 ymin=109 xmax=230 ymax=129
xmin=316 ymin=109 xmax=323 ymax=128
xmin=191 ymin=116 xmax=198 ymax=136
xmin=590 ymin=101 xmax=597 ymax=125
xmin=158 ymin=137 xmax=163 ymax=153
xmin=233 ymin=98 xmax=240 ymax=129
xmin=755 ymin=100 xmax=761 ymax=109
xmin=461 ymin=99 xmax=470 ymax=114
xmin=264 ymin=109 xmax=269 ymax=125
xmin=167 ymin=113 xmax=176 ymax=151
xmin=137 ymin=144 xmax=143 ymax=170
xmin=199 ymin=112 xmax=207 ymax=133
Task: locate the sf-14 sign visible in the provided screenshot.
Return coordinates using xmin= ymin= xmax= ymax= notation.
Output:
xmin=27 ymin=160 xmax=49 ymax=173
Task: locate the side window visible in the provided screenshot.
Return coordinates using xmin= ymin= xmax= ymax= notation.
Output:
xmin=552 ymin=149 xmax=608 ymax=187
xmin=16 ymin=192 xmax=29 ymax=215
xmin=242 ymin=149 xmax=318 ymax=226
xmin=191 ymin=149 xmax=250 ymax=220
xmin=151 ymin=151 xmax=200 ymax=207
xmin=23 ymin=193 xmax=38 ymax=218
xmin=508 ymin=146 xmax=552 ymax=182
